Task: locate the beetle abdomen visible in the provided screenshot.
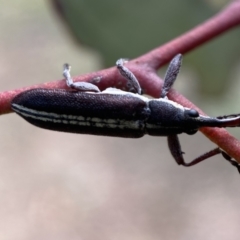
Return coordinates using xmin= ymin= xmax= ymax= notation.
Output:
xmin=11 ymin=89 xmax=150 ymax=138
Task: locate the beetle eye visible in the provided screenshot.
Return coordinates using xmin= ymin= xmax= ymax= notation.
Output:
xmin=187 ymin=109 xmax=199 ymax=118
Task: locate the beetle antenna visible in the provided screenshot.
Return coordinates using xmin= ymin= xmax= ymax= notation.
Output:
xmin=160 ymin=54 xmax=182 ymax=98
xmin=196 ymin=114 xmax=240 ymax=128
xmin=217 ymin=113 xmax=240 ymax=120
xmin=215 ymin=114 xmax=240 ymax=128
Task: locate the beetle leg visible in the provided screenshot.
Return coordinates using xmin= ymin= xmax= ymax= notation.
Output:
xmin=167 ymin=135 xmax=240 ymax=173
xmin=167 ymin=134 xmax=228 ymax=165
xmin=63 ymin=63 xmax=100 ymax=92
xmin=116 ymin=59 xmax=142 ymax=95
xmin=220 ymin=151 xmax=240 ymax=173
xmin=160 ymin=54 xmax=182 ymax=99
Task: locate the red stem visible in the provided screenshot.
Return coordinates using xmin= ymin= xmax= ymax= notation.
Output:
xmin=1 ymin=0 xmax=240 ymax=162
xmin=140 ymin=0 xmax=240 ymax=69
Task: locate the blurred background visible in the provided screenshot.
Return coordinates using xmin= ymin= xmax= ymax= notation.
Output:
xmin=0 ymin=0 xmax=240 ymax=239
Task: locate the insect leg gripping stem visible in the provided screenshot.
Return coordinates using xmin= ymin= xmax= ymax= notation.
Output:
xmin=167 ymin=135 xmax=240 ymax=173
xmin=167 ymin=135 xmax=222 ymax=166
xmin=161 ymin=54 xmax=182 ymax=98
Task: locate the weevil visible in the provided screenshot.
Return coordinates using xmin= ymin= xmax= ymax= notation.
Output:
xmin=11 ymin=54 xmax=240 ymax=172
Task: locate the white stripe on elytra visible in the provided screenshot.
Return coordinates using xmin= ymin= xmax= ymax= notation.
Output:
xmin=12 ymin=103 xmax=142 ymax=129
xmin=101 ymin=88 xmax=186 ymax=110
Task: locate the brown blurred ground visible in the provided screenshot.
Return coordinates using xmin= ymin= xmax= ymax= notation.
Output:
xmin=0 ymin=1 xmax=240 ymax=240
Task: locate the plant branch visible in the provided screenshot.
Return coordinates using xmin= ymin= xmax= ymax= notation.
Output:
xmin=1 ymin=0 xmax=240 ymax=162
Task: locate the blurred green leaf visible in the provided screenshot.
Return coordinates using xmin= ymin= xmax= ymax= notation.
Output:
xmin=50 ymin=0 xmax=240 ymax=97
